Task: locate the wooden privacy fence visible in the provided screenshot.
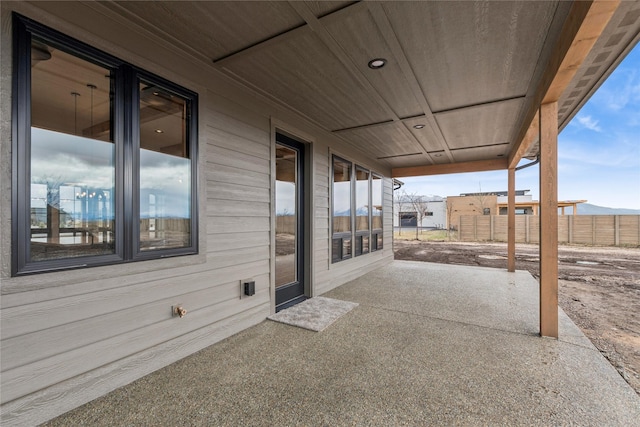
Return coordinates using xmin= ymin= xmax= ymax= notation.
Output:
xmin=459 ymin=215 xmax=640 ymax=246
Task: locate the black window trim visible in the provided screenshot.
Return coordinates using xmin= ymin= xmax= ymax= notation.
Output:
xmin=331 ymin=154 xmax=384 ymax=263
xmin=11 ymin=13 xmax=198 ymax=276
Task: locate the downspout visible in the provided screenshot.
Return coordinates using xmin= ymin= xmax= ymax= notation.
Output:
xmin=515 ymin=156 xmax=540 ymax=171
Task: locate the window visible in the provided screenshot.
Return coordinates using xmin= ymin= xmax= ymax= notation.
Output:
xmin=400 ymin=212 xmax=417 ymax=227
xmin=354 ymin=167 xmax=369 ymax=256
xmin=12 ymin=15 xmax=198 ymax=275
xmin=331 ymin=156 xmax=352 ymax=262
xmin=331 ymin=155 xmax=383 ymax=263
xmin=371 ymin=173 xmax=383 ymax=251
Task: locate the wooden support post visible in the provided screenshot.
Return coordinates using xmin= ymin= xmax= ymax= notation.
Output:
xmin=507 ymin=167 xmax=516 ymax=272
xmin=539 ymin=102 xmax=559 ymax=338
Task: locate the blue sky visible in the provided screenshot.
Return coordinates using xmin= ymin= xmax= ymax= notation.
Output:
xmin=401 ymin=42 xmax=640 ymax=210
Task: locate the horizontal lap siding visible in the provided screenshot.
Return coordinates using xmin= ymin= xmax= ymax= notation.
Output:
xmin=0 ymin=3 xmax=394 ymax=425
xmin=2 ymin=58 xmax=273 ymax=422
xmin=314 ymin=143 xmax=331 ymax=282
xmin=1 ymin=98 xmax=273 ymax=406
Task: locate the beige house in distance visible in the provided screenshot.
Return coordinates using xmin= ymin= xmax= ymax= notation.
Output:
xmin=447 ymin=190 xmax=586 ymax=230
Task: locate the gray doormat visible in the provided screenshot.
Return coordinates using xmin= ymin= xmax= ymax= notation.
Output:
xmin=268 ymin=297 xmax=359 ymax=332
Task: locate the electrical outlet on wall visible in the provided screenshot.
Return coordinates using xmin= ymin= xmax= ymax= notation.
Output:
xmin=240 ymin=278 xmax=255 ymax=299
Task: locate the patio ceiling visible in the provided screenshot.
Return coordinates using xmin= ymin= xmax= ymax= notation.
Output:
xmin=105 ymin=1 xmax=640 ymax=175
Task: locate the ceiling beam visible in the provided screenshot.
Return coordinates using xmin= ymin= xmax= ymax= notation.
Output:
xmin=508 ymin=111 xmax=539 ymax=169
xmin=508 ymin=0 xmax=620 ymax=168
xmin=366 ymin=2 xmax=454 ymax=163
xmin=288 ymin=1 xmax=438 ymax=165
xmin=392 ymin=158 xmax=508 ymax=178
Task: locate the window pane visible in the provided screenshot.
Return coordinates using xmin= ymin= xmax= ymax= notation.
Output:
xmin=372 ymin=174 xmax=383 ymax=230
xmin=30 ymin=42 xmax=115 ymax=261
xmin=139 ymin=82 xmax=191 ymax=251
xmin=332 ymin=157 xmax=351 ymax=234
xmin=342 ymin=238 xmax=352 ymax=259
xmin=355 ymin=167 xmax=369 ymax=231
xmin=332 ymin=238 xmax=342 ymax=263
xmin=275 ymin=144 xmax=297 ymax=287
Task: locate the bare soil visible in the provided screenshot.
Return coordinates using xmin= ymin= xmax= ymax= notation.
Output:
xmin=393 ymin=239 xmax=640 ymax=395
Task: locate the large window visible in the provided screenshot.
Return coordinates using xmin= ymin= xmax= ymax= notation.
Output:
xmin=331 ymin=155 xmax=384 ymax=263
xmin=355 ymin=167 xmax=369 ymax=256
xmin=12 ymin=15 xmax=198 ymax=275
xmin=332 ymin=156 xmax=352 ymax=262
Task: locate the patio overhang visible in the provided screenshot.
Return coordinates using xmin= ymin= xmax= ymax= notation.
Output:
xmin=85 ymin=0 xmax=639 ymax=338
xmin=92 ymin=1 xmax=639 ymax=173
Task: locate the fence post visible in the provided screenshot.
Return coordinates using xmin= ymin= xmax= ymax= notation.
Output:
xmin=568 ymin=215 xmax=573 ymax=244
xmin=592 ymin=216 xmax=596 ymax=245
xmin=614 ymin=215 xmax=620 ymax=246
xmin=525 ymin=215 xmax=530 ymax=243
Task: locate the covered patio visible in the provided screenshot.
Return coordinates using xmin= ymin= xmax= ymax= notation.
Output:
xmin=44 ymin=262 xmax=640 ymax=426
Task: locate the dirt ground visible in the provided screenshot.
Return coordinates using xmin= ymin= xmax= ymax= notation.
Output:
xmin=393 ymin=239 xmax=640 ymax=395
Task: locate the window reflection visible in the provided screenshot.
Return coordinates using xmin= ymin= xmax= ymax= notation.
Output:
xmin=275 ymin=144 xmax=297 ymax=287
xmin=139 ymin=81 xmax=191 ymax=250
xmin=30 ymin=42 xmax=115 ymax=260
xmin=372 ymin=174 xmax=383 ymax=230
xmin=332 ymin=157 xmax=352 ymax=234
xmin=356 ymin=167 xmax=369 ymax=231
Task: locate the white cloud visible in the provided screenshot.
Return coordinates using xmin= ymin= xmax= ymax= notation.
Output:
xmin=575 ymin=115 xmax=602 ymax=132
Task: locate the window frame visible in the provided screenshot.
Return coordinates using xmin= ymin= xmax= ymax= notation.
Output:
xmin=11 ymin=14 xmax=198 ymax=275
xmin=370 ymin=172 xmax=383 ymax=252
xmin=331 ymin=155 xmax=383 ymax=263
xmin=354 ymin=165 xmax=370 ymax=257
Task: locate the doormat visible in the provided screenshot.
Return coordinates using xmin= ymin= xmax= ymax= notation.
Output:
xmin=268 ymin=297 xmax=359 ymax=332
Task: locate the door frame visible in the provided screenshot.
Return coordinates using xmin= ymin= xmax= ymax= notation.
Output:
xmin=270 ymin=123 xmax=313 ymax=313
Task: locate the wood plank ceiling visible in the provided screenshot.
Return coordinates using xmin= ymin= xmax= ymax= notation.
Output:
xmin=107 ymin=1 xmax=639 ymax=174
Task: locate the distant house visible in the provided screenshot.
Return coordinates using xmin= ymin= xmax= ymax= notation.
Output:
xmin=448 ymin=190 xmax=586 ymax=230
xmin=393 ymin=194 xmax=447 ymax=230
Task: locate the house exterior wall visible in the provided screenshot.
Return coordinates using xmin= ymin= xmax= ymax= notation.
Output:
xmin=446 ymin=195 xmax=498 ymax=230
xmin=0 ymin=3 xmax=393 ymax=425
xmin=393 ymin=200 xmax=447 ymax=229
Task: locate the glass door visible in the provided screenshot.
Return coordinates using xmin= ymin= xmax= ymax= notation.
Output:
xmin=275 ymin=134 xmax=306 ymax=311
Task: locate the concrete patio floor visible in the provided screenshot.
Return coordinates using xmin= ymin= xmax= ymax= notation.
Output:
xmin=44 ymin=261 xmax=640 ymax=426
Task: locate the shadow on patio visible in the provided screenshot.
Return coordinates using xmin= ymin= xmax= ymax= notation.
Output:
xmin=44 ymin=261 xmax=640 ymax=426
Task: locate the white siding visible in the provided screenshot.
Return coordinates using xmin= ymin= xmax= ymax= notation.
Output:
xmin=0 ymin=2 xmax=394 ymax=425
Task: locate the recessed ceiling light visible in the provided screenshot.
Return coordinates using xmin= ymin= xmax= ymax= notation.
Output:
xmin=155 ymin=129 xmax=164 ymax=133
xmin=368 ymin=58 xmax=386 ymax=69
xmin=497 ymin=154 xmax=504 ymax=157
xmin=413 ymin=124 xmax=425 ymax=129
xmin=434 ymin=153 xmax=443 ymax=158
